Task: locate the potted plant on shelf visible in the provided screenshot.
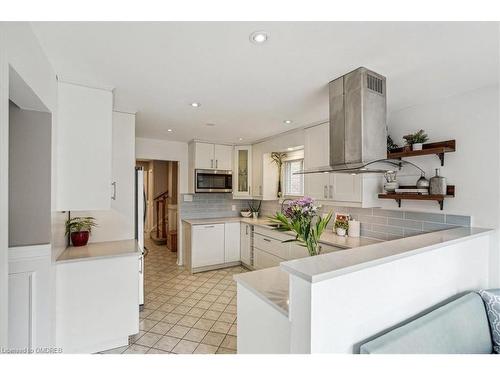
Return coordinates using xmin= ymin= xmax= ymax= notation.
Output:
xmin=403 ymin=129 xmax=429 ymax=151
xmin=248 ymin=200 xmax=262 ymax=219
xmin=65 ymin=216 xmax=97 ymax=247
xmin=270 ymin=152 xmax=287 ymax=198
xmin=270 ymin=197 xmax=332 ymax=256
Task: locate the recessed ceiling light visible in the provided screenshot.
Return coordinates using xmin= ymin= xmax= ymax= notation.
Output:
xmin=284 ymin=120 xmax=293 ymax=124
xmin=250 ymin=31 xmax=269 ymax=44
xmin=167 ymin=129 xmax=172 ymax=132
xmin=239 ymin=138 xmax=243 ymax=141
xmin=190 ymin=102 xmax=201 ymax=108
xmin=287 ymin=147 xmax=293 ymax=151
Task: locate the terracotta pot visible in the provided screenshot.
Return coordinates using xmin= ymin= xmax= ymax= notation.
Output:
xmin=71 ymin=231 xmax=90 ymax=247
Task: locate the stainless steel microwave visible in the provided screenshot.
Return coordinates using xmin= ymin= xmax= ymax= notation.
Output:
xmin=195 ymin=169 xmax=233 ymax=193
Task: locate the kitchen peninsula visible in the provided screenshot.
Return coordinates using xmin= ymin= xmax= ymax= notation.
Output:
xmin=234 ymin=227 xmax=494 ymax=353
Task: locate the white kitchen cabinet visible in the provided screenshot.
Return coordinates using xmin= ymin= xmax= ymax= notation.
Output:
xmin=191 ymin=141 xmax=233 ymax=170
xmin=56 ymin=81 xmax=113 ymax=211
xmin=240 ymin=223 xmax=252 ymax=267
xmin=194 ymin=142 xmax=215 ymax=169
xmin=304 ymin=123 xmax=382 ymax=207
xmin=251 ymin=150 xmax=279 ymax=200
xmin=214 ymin=144 xmax=233 ymax=170
xmin=191 ymin=224 xmax=225 ymax=268
xmin=251 ymin=143 xmax=263 ymax=197
xmin=234 ymin=145 xmax=252 ymax=197
xmin=253 ymin=248 xmax=283 ymax=270
xmin=224 ymin=222 xmax=241 ymax=263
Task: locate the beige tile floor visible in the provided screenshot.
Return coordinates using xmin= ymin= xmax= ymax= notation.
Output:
xmin=101 ymin=237 xmax=247 ymax=354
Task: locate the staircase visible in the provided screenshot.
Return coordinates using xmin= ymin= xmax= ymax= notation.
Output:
xmin=150 ymin=191 xmax=168 ymax=245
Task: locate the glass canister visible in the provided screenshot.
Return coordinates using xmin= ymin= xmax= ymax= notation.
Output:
xmin=429 ymin=168 xmax=447 ymax=195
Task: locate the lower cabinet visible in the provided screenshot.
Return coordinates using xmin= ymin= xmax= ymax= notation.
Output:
xmin=189 ymin=222 xmax=241 ymax=271
xmin=253 ymin=248 xmax=283 ymax=269
xmin=240 ymin=223 xmax=253 ymax=266
xmin=191 ymin=224 xmax=225 ymax=268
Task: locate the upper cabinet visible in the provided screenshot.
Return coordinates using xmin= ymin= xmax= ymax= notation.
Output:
xmin=233 ymin=145 xmax=252 ymax=197
xmin=304 ymin=123 xmax=382 ymax=207
xmin=191 ymin=142 xmax=233 ymax=170
xmin=56 ymin=81 xmax=113 ymax=211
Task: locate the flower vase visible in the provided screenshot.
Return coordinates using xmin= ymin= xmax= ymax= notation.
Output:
xmin=307 ymin=243 xmax=322 ymax=256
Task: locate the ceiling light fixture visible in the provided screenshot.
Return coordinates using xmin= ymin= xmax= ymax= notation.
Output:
xmin=250 ymin=31 xmax=269 ymax=44
xmin=239 ymin=138 xmax=243 ymax=141
xmin=167 ymin=129 xmax=172 ymax=132
xmin=190 ymin=102 xmax=201 ymax=108
xmin=284 ymin=120 xmax=293 ymax=124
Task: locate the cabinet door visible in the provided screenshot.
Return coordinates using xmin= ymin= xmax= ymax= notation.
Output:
xmin=224 ymin=222 xmax=241 ymax=263
xmin=252 ymin=143 xmax=263 ymax=197
xmin=262 ymin=153 xmax=279 ymax=200
xmin=191 ymin=224 xmax=225 ymax=268
xmin=253 ymin=249 xmax=283 ymax=270
xmin=234 ymin=146 xmax=252 ymax=196
xmin=304 ymin=123 xmax=330 ymax=200
xmin=57 ymin=81 xmax=113 ymax=210
xmin=330 ymin=174 xmax=362 ymax=202
xmin=240 ymin=223 xmax=252 ymax=266
xmin=195 ymin=143 xmax=215 ymax=169
xmin=289 ymin=243 xmax=309 ymax=259
xmin=214 ymin=144 xmax=233 ymax=170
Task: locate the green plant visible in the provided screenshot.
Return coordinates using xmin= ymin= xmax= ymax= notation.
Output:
xmin=403 ymin=129 xmax=428 ymax=145
xmin=270 ymin=152 xmax=287 ymax=198
xmin=270 ymin=197 xmax=332 ymax=256
xmin=65 ymin=217 xmax=97 ymax=236
xmin=387 ymin=135 xmax=399 ymax=152
xmin=334 ymin=220 xmax=349 ymax=231
xmin=248 ymin=200 xmax=262 ymax=213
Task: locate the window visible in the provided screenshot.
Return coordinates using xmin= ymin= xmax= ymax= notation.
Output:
xmin=284 ymin=159 xmax=304 ymax=196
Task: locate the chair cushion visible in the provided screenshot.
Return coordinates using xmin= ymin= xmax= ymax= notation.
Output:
xmin=360 ymin=292 xmax=493 ymax=354
xmin=479 ymin=289 xmax=500 ymax=354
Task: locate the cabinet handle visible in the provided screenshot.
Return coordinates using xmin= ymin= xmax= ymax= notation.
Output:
xmin=263 ymin=238 xmax=271 ymax=242
xmin=211 ymin=159 xmax=214 ymax=168
xmin=139 ymin=256 xmax=143 ymax=274
xmin=324 ymin=185 xmax=328 ymax=199
xmin=259 ymin=186 xmax=262 ymax=195
xmin=204 ymin=225 xmax=215 ymax=228
xmin=249 ymin=186 xmax=251 ymax=195
xmin=216 ymin=160 xmax=218 ymax=169
xmin=111 ymin=182 xmax=117 ymax=200
xmin=329 ymin=185 xmax=333 ymax=199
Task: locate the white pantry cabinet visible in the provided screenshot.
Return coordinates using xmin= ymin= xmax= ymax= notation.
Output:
xmin=233 ymin=145 xmax=252 ymax=197
xmin=304 ymin=123 xmax=381 ymax=207
xmin=191 ymin=224 xmax=225 ymax=268
xmin=56 ymin=81 xmax=113 ymax=211
xmin=224 ymin=222 xmax=241 ymax=263
xmin=191 ymin=141 xmax=233 ymax=170
xmin=240 ymin=223 xmax=252 ymax=267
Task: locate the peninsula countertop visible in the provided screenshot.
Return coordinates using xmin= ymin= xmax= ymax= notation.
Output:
xmin=182 ymin=216 xmax=382 ymax=249
xmin=56 ymin=239 xmax=140 ymax=263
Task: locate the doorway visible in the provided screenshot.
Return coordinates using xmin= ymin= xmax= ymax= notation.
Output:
xmin=136 ymin=159 xmax=179 ymax=256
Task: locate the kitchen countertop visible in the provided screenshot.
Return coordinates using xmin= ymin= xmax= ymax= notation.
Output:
xmin=281 ymin=227 xmax=494 ymax=283
xmin=56 ymin=239 xmax=140 ymax=263
xmin=183 ymin=216 xmax=381 ymax=249
xmin=233 ymin=266 xmax=290 ymax=316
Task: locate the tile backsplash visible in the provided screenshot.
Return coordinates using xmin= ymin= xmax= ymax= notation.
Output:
xmin=180 ymin=193 xmax=252 ymax=220
xmin=260 ymin=200 xmax=471 ymax=241
xmin=180 ymin=195 xmax=471 ymax=241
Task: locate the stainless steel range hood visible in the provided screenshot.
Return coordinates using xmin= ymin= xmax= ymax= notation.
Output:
xmin=299 ymin=67 xmax=393 ymax=174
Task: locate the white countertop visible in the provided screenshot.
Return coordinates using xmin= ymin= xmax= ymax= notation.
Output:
xmin=233 ymin=266 xmax=290 ymax=316
xmin=183 ymin=216 xmax=381 ymax=249
xmin=57 ymin=239 xmax=140 ymax=263
xmin=280 ymin=227 xmax=493 ymax=283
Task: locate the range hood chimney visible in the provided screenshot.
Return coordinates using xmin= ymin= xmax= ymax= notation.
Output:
xmin=300 ymin=67 xmax=392 ymax=174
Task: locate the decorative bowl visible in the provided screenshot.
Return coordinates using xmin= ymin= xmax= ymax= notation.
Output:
xmin=240 ymin=211 xmax=252 ymax=218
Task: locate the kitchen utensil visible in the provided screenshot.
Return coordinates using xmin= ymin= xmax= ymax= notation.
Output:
xmin=429 ymin=168 xmax=447 ymax=195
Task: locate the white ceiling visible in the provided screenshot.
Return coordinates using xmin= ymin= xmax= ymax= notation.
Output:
xmin=31 ymin=22 xmax=499 ymax=144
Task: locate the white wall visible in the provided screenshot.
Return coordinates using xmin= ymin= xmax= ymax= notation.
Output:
xmin=0 ymin=22 xmax=58 ymax=348
xmin=386 ymin=85 xmax=500 ymax=286
xmin=135 ymin=137 xmax=188 ymax=264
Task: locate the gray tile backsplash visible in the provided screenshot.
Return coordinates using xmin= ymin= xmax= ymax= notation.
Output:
xmin=259 ymin=200 xmax=471 ymax=241
xmin=180 ymin=193 xmax=252 ymax=220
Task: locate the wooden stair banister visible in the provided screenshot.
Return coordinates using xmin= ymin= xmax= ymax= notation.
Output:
xmin=153 ymin=190 xmax=168 ymax=239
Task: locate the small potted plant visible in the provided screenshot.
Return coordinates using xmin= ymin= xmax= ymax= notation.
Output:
xmin=387 ymin=135 xmax=399 ymax=152
xmin=403 ymin=129 xmax=429 ymax=151
xmin=248 ymin=200 xmax=262 ymax=219
xmin=334 ymin=219 xmax=349 ymax=237
xmin=65 ymin=216 xmax=97 ymax=247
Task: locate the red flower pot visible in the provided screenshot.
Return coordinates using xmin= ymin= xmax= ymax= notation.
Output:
xmin=71 ymin=231 xmax=90 ymax=247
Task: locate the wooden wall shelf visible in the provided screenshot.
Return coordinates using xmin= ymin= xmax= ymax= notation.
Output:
xmin=378 ymin=185 xmax=455 ymax=210
xmin=387 ymin=140 xmax=456 ymax=166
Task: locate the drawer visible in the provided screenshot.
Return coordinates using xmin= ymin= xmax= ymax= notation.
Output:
xmin=253 ymin=248 xmax=284 ymax=270
xmin=254 ymin=226 xmax=292 ymax=242
xmin=254 ymin=233 xmax=289 ymax=259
